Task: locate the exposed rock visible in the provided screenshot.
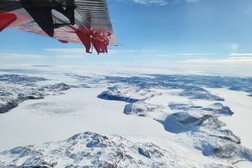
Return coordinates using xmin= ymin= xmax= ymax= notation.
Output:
xmin=0 ymin=101 xmax=19 ymax=113
xmin=98 ymin=91 xmax=138 ymax=103
xmin=206 ymin=103 xmax=234 ymax=115
xmin=123 ymin=102 xmax=159 ymax=116
xmin=203 ymin=143 xmax=252 ymax=161
xmin=0 ymin=132 xmax=230 ymax=168
xmin=179 ymin=90 xmax=224 ymax=101
xmin=38 ymin=83 xmax=71 ymax=92
xmin=138 ymin=147 xmax=151 ymax=158
xmin=168 ymin=102 xmax=233 ymax=116
xmin=162 ymin=112 xmax=217 ymax=133
xmin=0 ymin=74 xmax=46 ymax=84
xmin=168 ymin=103 xmax=189 ymax=110
xmin=0 ymin=74 xmax=71 ymax=113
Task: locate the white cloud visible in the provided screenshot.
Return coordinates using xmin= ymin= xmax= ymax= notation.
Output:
xmin=230 ymin=53 xmax=252 ymax=57
xmin=177 ymin=53 xmax=215 ymax=56
xmin=185 ymin=57 xmax=252 ymax=64
xmin=45 ymin=48 xmax=85 ymax=53
xmin=129 ymin=0 xmax=168 ymax=5
xmin=155 ymin=54 xmax=173 ymax=57
xmin=127 ymin=0 xmax=204 ymax=5
xmin=185 ymin=0 xmax=201 ymax=3
xmin=54 ymin=55 xmax=87 ymax=59
xmin=0 ymin=53 xmax=44 ymax=59
xmin=45 ymin=48 xmax=162 ymax=55
xmin=110 ymin=49 xmax=161 ymax=53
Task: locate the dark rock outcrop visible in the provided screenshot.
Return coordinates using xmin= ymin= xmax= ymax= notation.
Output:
xmin=98 ymin=91 xmax=138 ymax=103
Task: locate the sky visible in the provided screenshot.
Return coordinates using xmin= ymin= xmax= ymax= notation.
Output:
xmin=1 ymin=0 xmax=252 ymax=75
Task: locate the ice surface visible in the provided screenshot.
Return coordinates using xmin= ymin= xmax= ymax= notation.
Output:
xmin=0 ymin=65 xmax=252 ymax=167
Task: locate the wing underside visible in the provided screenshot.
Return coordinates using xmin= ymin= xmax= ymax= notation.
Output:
xmin=0 ymin=0 xmax=116 ymax=54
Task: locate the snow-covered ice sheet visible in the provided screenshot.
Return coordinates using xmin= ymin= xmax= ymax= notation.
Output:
xmin=0 ymin=88 xmax=170 ymax=151
xmin=1 ymin=65 xmax=252 ymax=167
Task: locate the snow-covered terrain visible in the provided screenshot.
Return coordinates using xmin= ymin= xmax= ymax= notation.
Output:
xmin=0 ymin=131 xmax=233 ymax=168
xmin=0 ymin=65 xmax=252 ymax=167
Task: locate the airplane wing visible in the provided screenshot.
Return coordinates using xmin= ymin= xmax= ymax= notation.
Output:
xmin=0 ymin=0 xmax=116 ymax=54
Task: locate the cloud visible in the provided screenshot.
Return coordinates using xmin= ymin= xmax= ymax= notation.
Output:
xmin=45 ymin=48 xmax=162 ymax=55
xmin=45 ymin=48 xmax=130 ymax=58
xmin=129 ymin=0 xmax=168 ymax=5
xmin=126 ymin=0 xmax=203 ymax=5
xmin=155 ymin=54 xmax=173 ymax=57
xmin=110 ymin=49 xmax=161 ymax=53
xmin=45 ymin=48 xmax=85 ymax=53
xmin=177 ymin=53 xmax=215 ymax=56
xmin=45 ymin=48 xmax=136 ymax=55
xmin=0 ymin=53 xmax=44 ymax=59
xmin=230 ymin=53 xmax=252 ymax=57
xmin=185 ymin=0 xmax=201 ymax=3
xmin=185 ymin=57 xmax=252 ymax=64
xmin=54 ymin=55 xmax=87 ymax=59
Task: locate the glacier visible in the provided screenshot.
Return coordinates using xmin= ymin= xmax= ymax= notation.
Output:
xmin=0 ymin=66 xmax=252 ymax=167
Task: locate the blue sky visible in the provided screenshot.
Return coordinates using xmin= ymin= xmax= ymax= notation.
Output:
xmin=1 ymin=0 xmax=252 ymax=65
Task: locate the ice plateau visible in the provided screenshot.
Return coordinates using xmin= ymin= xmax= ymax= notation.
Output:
xmin=0 ymin=68 xmax=252 ymax=168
